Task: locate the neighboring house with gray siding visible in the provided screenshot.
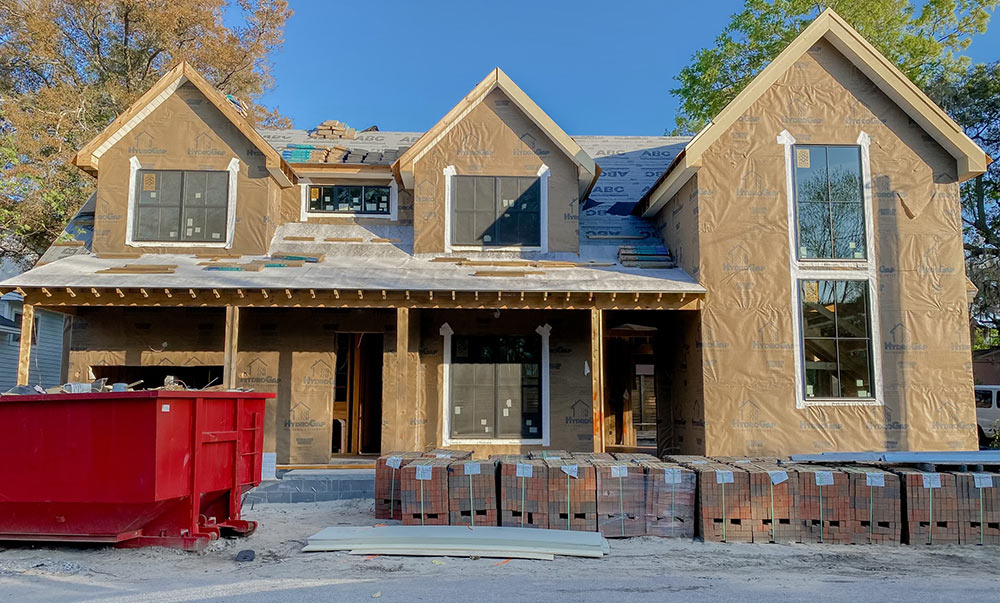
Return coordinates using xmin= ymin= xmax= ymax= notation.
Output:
xmin=0 ymin=290 xmax=69 ymax=392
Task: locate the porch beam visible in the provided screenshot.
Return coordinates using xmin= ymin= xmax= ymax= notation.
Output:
xmin=222 ymin=305 xmax=240 ymax=389
xmin=590 ymin=308 xmax=605 ymax=453
xmin=393 ymin=307 xmax=410 ymax=451
xmin=16 ymin=304 xmax=34 ymax=386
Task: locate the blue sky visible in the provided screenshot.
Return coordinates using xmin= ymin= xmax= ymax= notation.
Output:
xmin=260 ymin=0 xmax=1000 ymax=135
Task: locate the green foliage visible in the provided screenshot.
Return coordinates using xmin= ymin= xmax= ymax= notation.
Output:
xmin=670 ymin=0 xmax=997 ymax=134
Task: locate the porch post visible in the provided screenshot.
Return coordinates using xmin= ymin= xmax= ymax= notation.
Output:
xmin=222 ymin=305 xmax=240 ymax=389
xmin=395 ymin=307 xmax=409 ymax=450
xmin=16 ymin=304 xmax=34 ymax=386
xmin=590 ymin=308 xmax=605 ymax=452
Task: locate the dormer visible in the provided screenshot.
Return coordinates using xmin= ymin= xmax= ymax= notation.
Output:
xmin=394 ymin=69 xmax=599 ymax=254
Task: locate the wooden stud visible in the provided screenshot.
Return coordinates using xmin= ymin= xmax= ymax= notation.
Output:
xmin=115 ymin=288 xmax=125 ymax=298
xmin=213 ymin=289 xmax=221 ymax=299
xmin=451 ymin=291 xmax=456 ymax=301
xmin=164 ymin=288 xmax=172 ymax=298
xmin=474 ymin=291 xmax=479 ymax=301
xmin=309 ymin=289 xmax=316 ymax=299
xmin=405 ymin=290 xmax=411 ymax=301
xmin=333 ymin=289 xmax=340 ymax=299
xmin=66 ymin=287 xmax=76 ymax=298
xmin=357 ymin=289 xmax=364 ymax=299
xmin=590 ymin=308 xmax=605 ymax=453
xmin=222 ymin=306 xmax=240 ymax=389
xmin=237 ymin=289 xmax=245 ymax=299
xmin=497 ymin=291 xmax=502 ymax=301
xmin=285 ymin=289 xmax=292 ymax=299
xmin=90 ymin=288 xmax=100 ymax=298
xmin=634 ymin=292 xmax=640 ymax=302
xmin=16 ymin=304 xmax=34 ymax=386
xmin=140 ymin=288 xmax=148 ymax=298
xmin=189 ymin=289 xmax=197 ymax=299
xmin=657 ymin=293 xmax=663 ymax=302
xmin=610 ymin=292 xmax=617 ymax=302
xmin=381 ymin=290 xmax=387 ymax=300
xmin=41 ymin=288 xmax=51 ymax=298
xmin=543 ymin=292 xmax=548 ymax=301
xmin=428 ymin=291 xmax=433 ymax=301
xmin=566 ymin=292 xmax=571 ymax=301
xmin=520 ymin=291 xmax=525 ymax=301
xmin=261 ymin=289 xmax=269 ymax=299
xmin=588 ymin=292 xmax=594 ymax=302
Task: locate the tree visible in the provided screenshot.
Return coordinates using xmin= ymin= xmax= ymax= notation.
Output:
xmin=0 ymin=0 xmax=292 ymax=267
xmin=670 ymin=0 xmax=997 ymax=135
xmin=927 ymin=62 xmax=1000 ymax=338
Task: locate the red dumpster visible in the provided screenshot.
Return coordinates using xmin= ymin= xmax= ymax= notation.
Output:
xmin=0 ymin=390 xmax=273 ymax=550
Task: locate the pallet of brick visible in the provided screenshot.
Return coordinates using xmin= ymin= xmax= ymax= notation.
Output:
xmin=529 ymin=450 xmax=570 ymax=460
xmin=792 ymin=464 xmax=851 ymax=544
xmin=424 ymin=449 xmax=472 ymax=460
xmin=400 ymin=458 xmax=451 ymax=526
xmin=842 ymin=466 xmax=901 ymax=545
xmin=611 ymin=452 xmax=659 ymax=463
xmin=954 ymin=471 xmax=1000 ymax=545
xmin=572 ymin=452 xmax=615 ymax=461
xmin=743 ymin=463 xmax=799 ymax=543
xmin=545 ymin=459 xmax=598 ymax=532
xmin=593 ymin=459 xmax=646 ymax=538
xmin=897 ymin=468 xmax=960 ymax=545
xmin=692 ymin=462 xmax=752 ymax=542
xmin=375 ymin=452 xmax=424 ymax=520
xmin=665 ymin=455 xmax=712 ymax=468
xmin=640 ymin=461 xmax=696 ymax=538
xmin=448 ymin=459 xmax=498 ymax=527
xmin=498 ymin=458 xmax=549 ymax=528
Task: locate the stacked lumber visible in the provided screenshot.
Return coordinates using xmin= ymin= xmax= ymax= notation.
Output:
xmin=742 ymin=462 xmax=799 ymax=543
xmin=897 ymin=469 xmax=960 ymax=545
xmin=955 ymin=471 xmax=1000 ymax=545
xmin=592 ymin=459 xmax=645 ymax=538
xmin=448 ymin=459 xmax=498 ymax=527
xmin=375 ymin=452 xmax=423 ymax=520
xmin=617 ymin=245 xmax=675 ymax=269
xmin=280 ymin=144 xmax=342 ymax=163
xmin=498 ymin=457 xmax=548 ymax=528
xmin=639 ymin=460 xmax=696 ymax=538
xmin=842 ymin=466 xmax=902 ymax=545
xmin=424 ymin=449 xmax=472 ymax=460
xmin=310 ymin=119 xmax=356 ymax=140
xmin=611 ymin=452 xmax=660 ymax=463
xmin=545 ymin=459 xmax=597 ymax=532
xmin=692 ymin=462 xmax=752 ymax=542
xmin=793 ymin=465 xmax=851 ymax=544
xmin=528 ymin=450 xmax=570 ymax=460
xmin=400 ymin=458 xmax=451 ymax=526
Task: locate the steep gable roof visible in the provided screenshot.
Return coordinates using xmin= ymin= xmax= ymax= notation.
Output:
xmin=637 ymin=8 xmax=989 ymax=218
xmin=72 ymin=62 xmax=295 ymax=187
xmin=392 ymin=68 xmax=599 ymax=194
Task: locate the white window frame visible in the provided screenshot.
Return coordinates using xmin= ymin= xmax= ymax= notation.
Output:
xmin=444 ymin=164 xmax=549 ymax=254
xmin=299 ymin=179 xmax=398 ymax=222
xmin=779 ymin=130 xmax=883 ymax=408
xmin=125 ymin=156 xmax=240 ymax=249
xmin=440 ymin=322 xmax=551 ymax=446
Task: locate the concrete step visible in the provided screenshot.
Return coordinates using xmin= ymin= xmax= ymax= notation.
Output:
xmin=246 ymin=469 xmax=374 ymax=504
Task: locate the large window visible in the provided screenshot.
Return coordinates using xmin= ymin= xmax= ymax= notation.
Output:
xmin=794 ymin=145 xmax=865 ymax=260
xmin=800 ymin=280 xmax=874 ymax=399
xmin=134 ymin=170 xmax=228 ymax=242
xmin=452 ymin=176 xmax=540 ymax=246
xmin=450 ymin=335 xmax=542 ymax=439
xmin=309 ymin=185 xmax=390 ymax=215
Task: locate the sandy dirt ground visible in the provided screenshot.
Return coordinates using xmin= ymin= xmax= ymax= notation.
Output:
xmin=1 ymin=499 xmax=999 ymax=602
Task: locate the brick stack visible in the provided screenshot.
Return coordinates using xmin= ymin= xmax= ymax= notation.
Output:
xmin=375 ymin=452 xmax=423 ymax=520
xmin=612 ymin=452 xmax=660 ymax=463
xmin=640 ymin=460 xmax=696 ymax=538
xmin=842 ymin=466 xmax=902 ymax=545
xmin=529 ymin=450 xmax=570 ymax=460
xmin=448 ymin=459 xmax=499 ymax=527
xmin=665 ymin=455 xmax=712 ymax=466
xmin=743 ymin=462 xmax=799 ymax=543
xmin=545 ymin=459 xmax=598 ymax=531
xmin=593 ymin=459 xmax=646 ymax=538
xmin=692 ymin=462 xmax=752 ymax=542
xmin=424 ymin=449 xmax=472 ymax=460
xmin=897 ymin=469 xmax=960 ymax=545
xmin=572 ymin=452 xmax=615 ymax=461
xmin=793 ymin=465 xmax=851 ymax=544
xmin=953 ymin=471 xmax=1000 ymax=545
xmin=400 ymin=458 xmax=451 ymax=526
xmin=498 ymin=457 xmax=548 ymax=528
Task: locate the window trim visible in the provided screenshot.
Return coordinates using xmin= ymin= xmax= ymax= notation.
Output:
xmin=791 ymin=143 xmax=868 ymax=265
xmin=125 ymin=156 xmax=240 ymax=248
xmin=299 ymin=179 xmax=398 ymax=221
xmin=440 ymin=322 xmax=551 ymax=446
xmin=779 ymin=130 xmax=882 ymax=408
xmin=443 ymin=165 xmax=549 ymax=254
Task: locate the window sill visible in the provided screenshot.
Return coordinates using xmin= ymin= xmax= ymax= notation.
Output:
xmin=128 ymin=241 xmax=229 ymax=248
xmin=799 ymin=397 xmax=880 ymax=408
xmin=445 ymin=437 xmax=547 ymax=446
xmin=795 ymin=259 xmax=869 ymax=270
xmin=304 ymin=211 xmax=394 ymax=220
xmin=451 ymin=245 xmax=543 ymax=252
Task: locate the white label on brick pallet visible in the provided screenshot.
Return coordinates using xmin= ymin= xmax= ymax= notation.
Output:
xmin=866 ymin=472 xmax=885 ymax=487
xmin=435 ymin=453 xmax=452 ymax=459
xmin=768 ymin=471 xmax=788 ymax=485
xmin=974 ymin=473 xmax=993 ymax=488
xmin=815 ymin=471 xmax=834 ymax=486
xmin=716 ymin=470 xmax=734 ymax=484
xmin=464 ymin=462 xmax=481 ymax=476
xmin=611 ymin=465 xmax=628 ymax=478
xmin=386 ymin=456 xmax=403 ymax=470
xmin=922 ymin=473 xmax=941 ymax=489
xmin=691 ymin=460 xmax=708 ymax=465
xmin=416 ymin=465 xmax=433 ymax=481
xmin=664 ymin=468 xmax=682 ymax=484
xmin=561 ymin=465 xmax=579 ymax=478
xmin=515 ymin=463 xmax=532 ymax=478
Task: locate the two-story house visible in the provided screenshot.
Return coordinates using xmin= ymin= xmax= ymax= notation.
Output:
xmin=2 ymin=10 xmax=988 ymax=467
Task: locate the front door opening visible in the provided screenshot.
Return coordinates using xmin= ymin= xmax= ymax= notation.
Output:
xmin=333 ymin=333 xmax=383 ymax=456
xmin=604 ymin=324 xmax=658 ymax=449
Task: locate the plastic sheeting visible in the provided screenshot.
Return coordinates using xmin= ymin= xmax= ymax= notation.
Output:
xmin=658 ymin=39 xmax=977 ymax=456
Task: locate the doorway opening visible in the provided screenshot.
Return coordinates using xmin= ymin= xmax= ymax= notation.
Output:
xmin=333 ymin=333 xmax=383 ymax=456
xmin=604 ymin=324 xmax=658 ymax=450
